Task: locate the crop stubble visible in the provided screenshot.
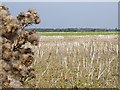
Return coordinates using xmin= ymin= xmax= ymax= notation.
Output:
xmin=30 ymin=35 xmax=118 ymax=88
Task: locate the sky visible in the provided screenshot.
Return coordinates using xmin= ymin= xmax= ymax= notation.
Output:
xmin=2 ymin=2 xmax=118 ymax=29
xmin=1 ymin=0 xmax=119 ymax=2
xmin=118 ymin=2 xmax=120 ymax=28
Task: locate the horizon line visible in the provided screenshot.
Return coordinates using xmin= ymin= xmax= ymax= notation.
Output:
xmin=26 ymin=27 xmax=118 ymax=29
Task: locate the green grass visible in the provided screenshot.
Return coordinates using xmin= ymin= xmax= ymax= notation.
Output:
xmin=38 ymin=32 xmax=119 ymax=36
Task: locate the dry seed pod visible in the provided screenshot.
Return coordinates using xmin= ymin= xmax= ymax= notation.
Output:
xmin=26 ymin=13 xmax=34 ymax=23
xmin=9 ymin=79 xmax=23 ymax=88
xmin=20 ymin=30 xmax=29 ymax=39
xmin=2 ymin=61 xmax=11 ymax=72
xmin=27 ymin=31 xmax=39 ymax=45
xmin=28 ymin=8 xmax=37 ymax=14
xmin=0 ymin=68 xmax=10 ymax=87
xmin=2 ymin=38 xmax=12 ymax=49
xmin=12 ymin=61 xmax=23 ymax=71
xmin=34 ymin=15 xmax=41 ymax=24
xmin=0 ymin=9 xmax=9 ymax=17
xmin=2 ymin=77 xmax=10 ymax=88
xmin=17 ymin=12 xmax=26 ymax=21
xmin=1 ymin=28 xmax=8 ymax=37
xmin=12 ymin=69 xmax=21 ymax=78
xmin=0 ymin=5 xmax=9 ymax=11
xmin=3 ymin=15 xmax=14 ymax=25
xmin=12 ymin=51 xmax=20 ymax=60
xmin=13 ymin=37 xmax=26 ymax=51
xmin=20 ymin=54 xmax=34 ymax=66
xmin=25 ymin=61 xmax=33 ymax=67
xmin=2 ymin=43 xmax=11 ymax=49
xmin=2 ymin=47 xmax=12 ymax=61
xmin=1 ymin=24 xmax=19 ymax=40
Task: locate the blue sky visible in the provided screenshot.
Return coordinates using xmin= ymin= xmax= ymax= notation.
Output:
xmin=3 ymin=2 xmax=118 ymax=29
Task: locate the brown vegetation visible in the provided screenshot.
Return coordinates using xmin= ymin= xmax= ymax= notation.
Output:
xmin=33 ymin=35 xmax=118 ymax=88
xmin=0 ymin=5 xmax=40 ymax=88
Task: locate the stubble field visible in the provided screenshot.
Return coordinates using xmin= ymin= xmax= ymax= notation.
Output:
xmin=29 ymin=35 xmax=119 ymax=88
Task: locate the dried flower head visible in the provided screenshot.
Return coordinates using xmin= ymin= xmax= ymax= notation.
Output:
xmin=0 ymin=5 xmax=40 ymax=88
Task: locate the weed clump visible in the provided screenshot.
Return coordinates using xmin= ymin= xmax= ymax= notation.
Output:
xmin=0 ymin=5 xmax=40 ymax=88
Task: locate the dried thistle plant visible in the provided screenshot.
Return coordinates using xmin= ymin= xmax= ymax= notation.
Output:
xmin=0 ymin=5 xmax=40 ymax=88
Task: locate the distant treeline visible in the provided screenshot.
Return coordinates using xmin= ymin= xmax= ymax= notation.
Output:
xmin=26 ymin=28 xmax=120 ymax=32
